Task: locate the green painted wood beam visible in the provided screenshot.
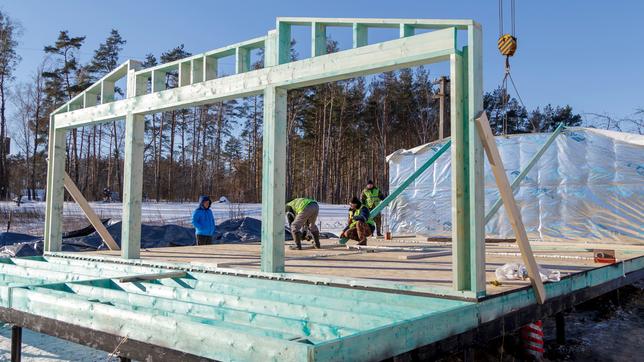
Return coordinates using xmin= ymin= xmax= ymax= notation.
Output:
xmin=92 ymin=278 xmax=396 ymax=331
xmin=61 ymin=282 xmax=355 ymax=342
xmin=450 ymin=51 xmax=469 ymax=292
xmin=466 ymin=23 xmax=486 ymax=297
xmin=43 ymin=127 xmax=65 ymax=252
xmin=53 ymin=28 xmax=456 ymax=129
xmin=277 ymin=17 xmax=476 ymax=30
xmin=47 ymin=252 xmax=477 ymax=299
xmin=369 ymin=140 xmax=451 ymax=218
xmin=260 ymin=87 xmax=287 ymax=273
xmin=10 ymin=287 xmax=312 ymax=361
xmin=153 ymin=277 xmax=429 ymax=319
xmin=484 ymin=123 xmax=565 ymax=224
xmin=277 ymin=22 xmax=291 ymax=64
xmin=311 ymin=22 xmax=327 ymax=57
xmin=31 ymin=286 xmax=307 ymax=342
xmin=400 ymin=24 xmax=414 ymax=37
xmin=236 ymin=47 xmax=251 ymax=74
xmin=204 ymin=56 xmax=217 ymax=81
xmin=122 ymin=113 xmax=145 ymax=259
xmin=353 ymin=23 xmax=368 ymax=47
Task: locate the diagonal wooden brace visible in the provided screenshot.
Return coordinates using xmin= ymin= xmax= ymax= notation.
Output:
xmin=63 ymin=172 xmax=120 ymax=251
xmin=476 ymin=112 xmax=547 ymax=304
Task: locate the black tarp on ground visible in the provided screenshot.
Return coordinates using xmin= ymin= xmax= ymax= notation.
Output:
xmin=215 ymin=217 xmax=337 ymax=242
xmin=0 ymin=216 xmax=337 ymax=258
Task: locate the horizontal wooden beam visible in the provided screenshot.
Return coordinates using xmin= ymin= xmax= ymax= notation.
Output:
xmin=277 ymin=17 xmax=475 ymax=29
xmin=118 ymin=271 xmax=187 ymax=283
xmin=54 ymin=27 xmax=456 ymax=129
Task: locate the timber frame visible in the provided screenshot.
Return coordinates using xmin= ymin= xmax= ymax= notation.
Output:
xmin=45 ymin=17 xmax=486 ymax=297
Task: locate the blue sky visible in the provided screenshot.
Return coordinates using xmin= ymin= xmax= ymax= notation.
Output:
xmin=2 ymin=0 xmax=643 ymax=120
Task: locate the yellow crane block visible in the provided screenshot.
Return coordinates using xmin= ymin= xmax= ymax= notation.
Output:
xmin=498 ymin=34 xmax=517 ymax=57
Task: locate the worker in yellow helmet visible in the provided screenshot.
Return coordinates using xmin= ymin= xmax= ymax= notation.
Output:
xmin=361 ymin=180 xmax=385 ymax=236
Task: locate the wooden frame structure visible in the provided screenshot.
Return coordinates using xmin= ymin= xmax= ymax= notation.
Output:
xmin=44 ymin=17 xmax=487 ymax=297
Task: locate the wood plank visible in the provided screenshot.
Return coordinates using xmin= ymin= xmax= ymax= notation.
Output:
xmin=260 ymin=87 xmax=287 ymax=272
xmin=450 ymin=51 xmax=469 ymax=291
xmin=399 ymin=24 xmax=414 ymax=37
xmin=10 ymin=288 xmax=311 ymax=361
xmin=312 ymin=22 xmax=327 ymax=57
xmin=353 ymin=23 xmax=368 ymax=47
xmin=62 ymin=173 xmax=119 ymax=250
xmin=475 ymin=112 xmax=547 ymax=304
xmin=118 ymin=271 xmax=187 ymax=283
xmin=235 ymin=47 xmax=251 ymax=73
xmin=467 ymin=24 xmax=486 ymax=297
xmin=277 ymin=17 xmax=476 ymax=30
xmin=44 ymin=128 xmax=66 ymax=252
xmin=277 ymin=22 xmax=291 ymax=64
xmin=54 ymin=28 xmax=456 ymax=129
xmin=121 ymin=113 xmax=145 ymax=259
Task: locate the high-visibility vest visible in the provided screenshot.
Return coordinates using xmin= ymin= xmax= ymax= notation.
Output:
xmin=349 ymin=206 xmax=376 ymax=229
xmin=362 ymin=187 xmax=381 ymax=209
xmin=287 ymin=198 xmax=316 ymax=214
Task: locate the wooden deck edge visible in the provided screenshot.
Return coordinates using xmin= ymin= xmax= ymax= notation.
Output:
xmin=392 ymin=262 xmax=644 ymax=361
xmin=0 ymin=307 xmax=214 ymax=362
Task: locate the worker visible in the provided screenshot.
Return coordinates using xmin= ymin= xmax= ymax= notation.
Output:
xmin=285 ymin=197 xmax=321 ymax=250
xmin=192 ymin=195 xmax=216 ymax=245
xmin=340 ymin=197 xmax=376 ymax=246
xmin=361 ymin=180 xmax=385 ymax=236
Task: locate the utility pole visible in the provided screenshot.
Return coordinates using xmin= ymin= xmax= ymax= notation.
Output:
xmin=433 ymin=76 xmax=449 ymax=140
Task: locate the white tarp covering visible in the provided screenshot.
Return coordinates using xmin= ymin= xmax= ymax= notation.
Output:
xmin=386 ymin=128 xmax=644 ymax=243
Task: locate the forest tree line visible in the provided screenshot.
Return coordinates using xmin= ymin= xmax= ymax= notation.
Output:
xmin=2 ymin=11 xmax=638 ymax=204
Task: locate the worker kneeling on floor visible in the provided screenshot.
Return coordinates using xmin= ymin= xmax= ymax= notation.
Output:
xmin=286 ymin=197 xmax=321 ymax=250
xmin=341 ymin=197 xmax=376 ymax=246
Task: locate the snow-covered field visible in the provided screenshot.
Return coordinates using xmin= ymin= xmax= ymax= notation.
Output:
xmin=0 ymin=201 xmax=351 ymax=236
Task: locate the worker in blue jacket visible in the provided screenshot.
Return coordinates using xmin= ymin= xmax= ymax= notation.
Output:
xmin=192 ymin=195 xmax=216 ymax=245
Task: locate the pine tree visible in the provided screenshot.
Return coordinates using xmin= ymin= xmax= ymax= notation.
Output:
xmin=0 ymin=11 xmax=21 ymax=199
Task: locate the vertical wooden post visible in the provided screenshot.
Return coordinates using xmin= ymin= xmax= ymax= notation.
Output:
xmin=277 ymin=22 xmax=291 ymax=65
xmin=399 ymin=24 xmax=414 ymax=37
xmin=450 ymin=51 xmax=469 ymax=291
xmin=467 ymin=24 xmax=486 ymax=296
xmin=101 ymin=80 xmax=115 ymax=103
xmin=312 ymin=22 xmax=327 ymax=57
xmin=121 ymin=113 xmax=145 ymax=259
xmin=44 ymin=120 xmax=66 ymax=252
xmin=236 ymin=47 xmax=251 ymax=73
xmin=265 ymin=30 xmax=278 ymax=67
xmin=260 ymin=87 xmax=287 ymax=272
xmin=450 ymin=23 xmax=486 ymax=297
xmin=204 ymin=56 xmax=218 ymax=80
xmin=353 ymin=23 xmax=368 ymax=47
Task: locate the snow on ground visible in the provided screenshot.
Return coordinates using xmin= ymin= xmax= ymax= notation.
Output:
xmin=0 ymin=324 xmax=107 ymax=361
xmin=0 ymin=201 xmax=350 ymax=236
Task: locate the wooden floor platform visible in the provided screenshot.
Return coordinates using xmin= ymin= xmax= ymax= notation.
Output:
xmin=94 ymin=237 xmax=644 ymax=297
xmin=0 ymin=239 xmax=639 ymax=361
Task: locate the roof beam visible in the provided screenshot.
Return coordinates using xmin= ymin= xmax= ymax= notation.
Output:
xmin=54 ymin=27 xmax=456 ymax=129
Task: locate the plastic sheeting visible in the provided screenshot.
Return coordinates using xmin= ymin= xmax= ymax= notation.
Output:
xmin=386 ymin=128 xmax=644 ymax=243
